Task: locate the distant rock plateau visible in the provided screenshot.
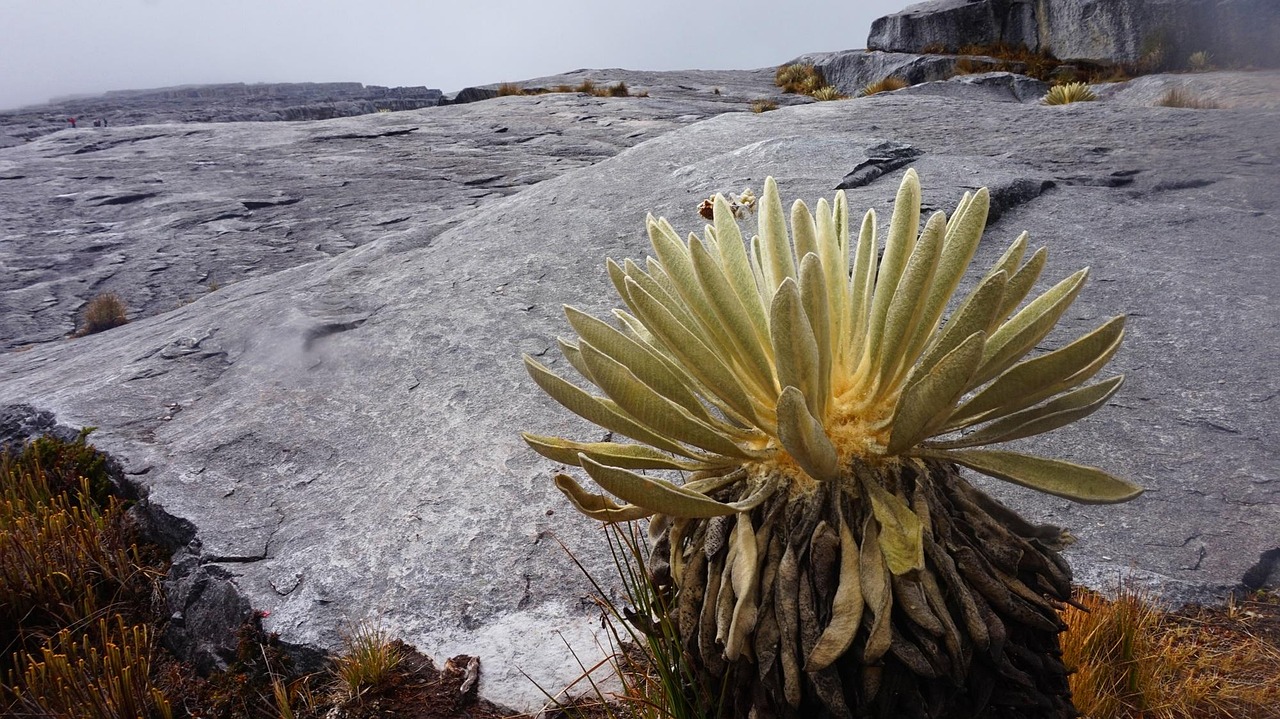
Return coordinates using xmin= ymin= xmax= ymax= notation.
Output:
xmin=0 ymin=82 xmax=444 ymax=147
xmin=1 ymin=1 xmax=1278 ymax=713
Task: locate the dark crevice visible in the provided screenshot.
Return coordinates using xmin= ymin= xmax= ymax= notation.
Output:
xmin=92 ymin=192 xmax=159 ymax=206
xmin=835 ymin=141 xmax=923 ymax=189
xmin=986 ymin=178 xmax=1055 ymax=224
xmin=241 ymin=197 xmax=301 ymax=210
xmin=1242 ymin=548 xmax=1280 ymax=590
xmin=311 ymin=127 xmax=418 ymax=141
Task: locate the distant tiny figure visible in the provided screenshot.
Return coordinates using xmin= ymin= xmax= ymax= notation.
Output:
xmin=93 ymin=119 xmax=101 ymax=127
xmin=102 ymin=118 xmax=107 ymax=127
xmin=68 ymin=117 xmax=77 ymax=128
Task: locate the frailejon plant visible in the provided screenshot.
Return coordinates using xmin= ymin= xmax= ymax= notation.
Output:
xmin=522 ymin=171 xmax=1141 ymax=718
xmin=1044 ymin=82 xmax=1097 ymax=105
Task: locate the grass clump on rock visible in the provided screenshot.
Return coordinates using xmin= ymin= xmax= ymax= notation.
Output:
xmin=76 ymin=291 xmax=129 ymax=336
xmin=1044 ymin=81 xmax=1097 ymax=105
xmin=775 ymin=62 xmax=826 ymax=96
xmin=1157 ymin=87 xmax=1221 ymax=109
xmin=523 ymin=171 xmax=1141 ymax=717
xmin=860 ymin=75 xmax=909 ymax=97
xmin=751 ymin=99 xmax=779 ymax=113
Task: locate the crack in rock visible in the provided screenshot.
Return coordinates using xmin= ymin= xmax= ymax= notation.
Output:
xmin=836 ymin=141 xmax=923 ymax=189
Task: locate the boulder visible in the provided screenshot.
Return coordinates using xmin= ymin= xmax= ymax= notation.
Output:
xmin=794 ymin=49 xmax=1004 ymax=96
xmin=868 ymin=0 xmax=1280 ymax=68
xmin=1 ymin=69 xmax=1278 ymax=711
xmin=895 ymin=71 xmax=1050 ymax=102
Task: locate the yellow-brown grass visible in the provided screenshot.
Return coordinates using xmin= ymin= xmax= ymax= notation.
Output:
xmin=77 ymin=292 xmax=128 ymax=336
xmin=810 ymin=85 xmax=847 ymax=101
xmin=751 ymin=99 xmax=779 ymax=113
xmin=1157 ymin=87 xmax=1222 ymax=109
xmin=1043 ymin=81 xmax=1097 ymax=105
xmin=496 ymin=82 xmax=525 ymax=96
xmin=775 ymin=62 xmax=825 ymax=95
xmin=1062 ymin=588 xmax=1280 ymax=719
xmin=861 ymin=75 xmax=909 ymax=97
xmin=332 ymin=622 xmax=404 ymax=701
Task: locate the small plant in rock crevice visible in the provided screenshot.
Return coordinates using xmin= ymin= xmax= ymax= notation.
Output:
xmin=751 ymin=99 xmax=779 ymax=114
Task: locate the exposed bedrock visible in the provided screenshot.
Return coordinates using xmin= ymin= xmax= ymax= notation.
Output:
xmin=869 ymin=0 xmax=1280 ymax=68
xmin=1 ymin=69 xmax=1277 ymax=710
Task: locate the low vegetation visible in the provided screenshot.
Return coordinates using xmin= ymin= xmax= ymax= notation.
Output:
xmin=860 ymin=75 xmax=909 ymax=96
xmin=496 ymin=79 xmax=645 ymax=99
xmin=1062 ymin=587 xmax=1280 ymax=718
xmin=810 ymin=85 xmax=847 ymax=101
xmin=76 ymin=291 xmax=129 ymax=336
xmin=1157 ymin=86 xmax=1221 ymax=109
xmin=1187 ymin=51 xmax=1213 ymax=73
xmin=774 ymin=62 xmax=825 ymax=95
xmin=1044 ymin=81 xmax=1098 ymax=105
xmin=750 ymin=98 xmax=778 ymax=113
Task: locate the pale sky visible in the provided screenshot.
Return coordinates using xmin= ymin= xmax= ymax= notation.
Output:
xmin=0 ymin=0 xmax=911 ymax=110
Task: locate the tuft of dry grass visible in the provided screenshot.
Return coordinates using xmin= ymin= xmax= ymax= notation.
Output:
xmin=1062 ymin=588 xmax=1280 ymax=719
xmin=1157 ymin=87 xmax=1221 ymax=109
xmin=77 ymin=292 xmax=128 ymax=336
xmin=810 ymin=85 xmax=847 ymax=101
xmin=575 ymin=78 xmax=597 ymax=94
xmin=496 ymin=82 xmax=525 ymax=97
xmin=605 ymin=81 xmax=630 ymax=97
xmin=750 ymin=99 xmax=778 ymax=113
xmin=1043 ymin=81 xmax=1097 ymax=105
xmin=775 ymin=62 xmax=825 ymax=95
xmin=860 ymin=75 xmax=909 ymax=97
xmin=332 ymin=621 xmax=404 ymax=701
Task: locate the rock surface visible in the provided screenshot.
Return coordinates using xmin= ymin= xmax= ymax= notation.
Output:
xmin=0 ymin=82 xmax=444 ymax=148
xmin=794 ymin=49 xmax=1007 ymax=96
xmin=870 ymin=0 xmax=1280 ymax=68
xmin=1 ymin=67 xmax=1278 ymax=711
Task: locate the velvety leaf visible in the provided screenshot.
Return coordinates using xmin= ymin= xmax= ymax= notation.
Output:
xmin=554 ymin=474 xmax=656 ymax=522
xmin=863 ymin=170 xmax=921 ymax=372
xmin=975 ymin=267 xmax=1089 ymax=386
xmin=522 ymin=433 xmax=720 ymax=471
xmin=888 ymin=331 xmax=985 ymax=454
xmin=759 ymin=177 xmax=797 ymax=293
xmin=927 ymin=375 xmax=1124 ymax=448
xmin=771 ymin=279 xmax=822 ymax=419
xmin=948 ymin=315 xmax=1125 ymax=429
xmin=876 ymin=211 xmax=945 ymax=392
xmin=523 ymin=355 xmax=701 ymax=459
xmin=922 ymin=448 xmax=1143 ymax=503
xmin=580 ymin=455 xmax=740 ymax=518
xmin=776 ymin=386 xmax=840 ymax=482
xmin=579 ymin=341 xmax=752 ymax=457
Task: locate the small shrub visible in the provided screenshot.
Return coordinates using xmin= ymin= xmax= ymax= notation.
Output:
xmin=1188 ymin=50 xmax=1213 ymax=72
xmin=574 ymin=78 xmax=597 ymax=94
xmin=750 ymin=98 xmax=778 ymax=113
xmin=1043 ymin=81 xmax=1097 ymax=104
xmin=1139 ymin=30 xmax=1173 ymax=73
xmin=332 ymin=621 xmax=403 ymax=700
xmin=496 ymin=82 xmax=525 ymax=96
xmin=810 ymin=85 xmax=847 ymax=101
xmin=712 ymin=87 xmax=721 ymax=95
xmin=606 ymin=81 xmax=630 ymax=97
xmin=77 ymin=292 xmax=128 ymax=336
xmin=860 ymin=75 xmax=909 ymax=96
xmin=554 ymin=83 xmax=574 ymax=93
xmin=774 ymin=62 xmax=825 ymax=95
xmin=953 ymin=56 xmax=988 ymax=75
xmin=1157 ymin=87 xmax=1221 ymax=109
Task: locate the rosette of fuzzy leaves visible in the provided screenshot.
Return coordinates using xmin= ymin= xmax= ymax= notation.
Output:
xmin=524 ymin=170 xmax=1138 ymax=520
xmin=522 ymin=171 xmax=1141 ymax=718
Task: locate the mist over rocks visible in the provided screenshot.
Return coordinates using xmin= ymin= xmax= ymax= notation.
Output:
xmin=2 ymin=42 xmax=1279 ymax=716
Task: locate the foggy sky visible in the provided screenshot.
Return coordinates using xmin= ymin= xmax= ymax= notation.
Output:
xmin=0 ymin=0 xmax=911 ymax=111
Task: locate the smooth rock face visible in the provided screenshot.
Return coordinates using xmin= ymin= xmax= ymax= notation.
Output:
xmin=1 ymin=70 xmax=1278 ymax=710
xmin=869 ymin=0 xmax=1280 ymax=67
